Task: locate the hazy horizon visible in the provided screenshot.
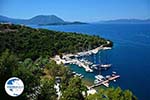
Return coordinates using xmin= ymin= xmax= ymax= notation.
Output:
xmin=0 ymin=0 xmax=150 ymax=22
xmin=1 ymin=14 xmax=150 ymax=23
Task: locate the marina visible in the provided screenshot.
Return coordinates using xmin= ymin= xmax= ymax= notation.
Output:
xmin=52 ymin=45 xmax=120 ymax=89
xmin=52 ymin=42 xmax=112 ymax=73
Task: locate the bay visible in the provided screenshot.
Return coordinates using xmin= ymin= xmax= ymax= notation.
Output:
xmin=30 ymin=24 xmax=150 ymax=100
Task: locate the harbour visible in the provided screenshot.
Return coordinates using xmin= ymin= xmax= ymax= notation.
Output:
xmin=52 ymin=44 xmax=120 ymax=90
xmin=52 ymin=43 xmax=112 ymax=73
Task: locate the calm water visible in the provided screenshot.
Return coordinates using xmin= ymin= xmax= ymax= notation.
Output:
xmin=30 ymin=24 xmax=150 ymax=100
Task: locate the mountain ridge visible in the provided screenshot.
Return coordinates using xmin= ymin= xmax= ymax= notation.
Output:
xmin=0 ymin=15 xmax=86 ymax=25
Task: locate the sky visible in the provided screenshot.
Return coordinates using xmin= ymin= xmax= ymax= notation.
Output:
xmin=0 ymin=0 xmax=150 ymax=22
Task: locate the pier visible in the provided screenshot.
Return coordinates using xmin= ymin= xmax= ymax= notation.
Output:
xmin=89 ymin=75 xmax=120 ymax=89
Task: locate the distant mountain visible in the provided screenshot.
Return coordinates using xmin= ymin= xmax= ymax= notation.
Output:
xmin=0 ymin=15 xmax=87 ymax=25
xmin=28 ymin=15 xmax=65 ymax=24
xmin=97 ymin=19 xmax=150 ymax=24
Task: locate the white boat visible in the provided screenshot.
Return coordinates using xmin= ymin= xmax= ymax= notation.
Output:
xmin=113 ymin=80 xmax=116 ymax=82
xmin=91 ymin=64 xmax=100 ymax=67
xmin=74 ymin=73 xmax=84 ymax=78
xmin=94 ymin=79 xmax=101 ymax=84
xmin=106 ymin=75 xmax=111 ymax=79
xmin=91 ymin=64 xmax=99 ymax=70
xmin=100 ymin=64 xmax=111 ymax=70
xmin=103 ymin=82 xmax=109 ymax=87
xmin=101 ymin=64 xmax=111 ymax=68
xmin=95 ymin=75 xmax=105 ymax=81
xmin=112 ymin=71 xmax=117 ymax=74
xmin=72 ymin=71 xmax=76 ymax=74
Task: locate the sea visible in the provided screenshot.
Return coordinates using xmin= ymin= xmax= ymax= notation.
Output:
xmin=29 ymin=23 xmax=150 ymax=100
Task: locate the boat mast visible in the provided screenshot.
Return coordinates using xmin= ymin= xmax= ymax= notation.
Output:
xmin=98 ymin=51 xmax=101 ymax=75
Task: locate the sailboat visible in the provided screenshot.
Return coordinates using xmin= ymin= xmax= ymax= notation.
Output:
xmin=90 ymin=54 xmax=99 ymax=70
xmin=91 ymin=51 xmax=111 ymax=70
xmin=94 ymin=63 xmax=109 ymax=87
xmin=99 ymin=51 xmax=111 ymax=70
xmin=94 ymin=68 xmax=103 ymax=84
xmin=94 ymin=52 xmax=103 ymax=84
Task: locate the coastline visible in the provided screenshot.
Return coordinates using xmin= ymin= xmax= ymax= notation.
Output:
xmin=51 ymin=42 xmax=112 ymax=73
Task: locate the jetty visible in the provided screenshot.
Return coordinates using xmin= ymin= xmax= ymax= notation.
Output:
xmin=89 ymin=74 xmax=120 ymax=89
xmin=73 ymin=59 xmax=93 ymax=72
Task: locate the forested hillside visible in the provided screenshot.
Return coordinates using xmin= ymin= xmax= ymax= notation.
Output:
xmin=0 ymin=23 xmax=112 ymax=60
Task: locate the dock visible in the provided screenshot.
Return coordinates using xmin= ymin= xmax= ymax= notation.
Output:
xmin=89 ymin=75 xmax=120 ymax=89
xmin=74 ymin=59 xmax=93 ymax=72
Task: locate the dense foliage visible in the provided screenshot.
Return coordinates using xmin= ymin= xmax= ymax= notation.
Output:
xmin=0 ymin=49 xmax=80 ymax=100
xmin=37 ymin=79 xmax=57 ymax=100
xmin=61 ymin=77 xmax=87 ymax=100
xmin=0 ymin=23 xmax=112 ymax=60
xmin=86 ymin=87 xmax=137 ymax=100
xmin=0 ymin=50 xmax=42 ymax=100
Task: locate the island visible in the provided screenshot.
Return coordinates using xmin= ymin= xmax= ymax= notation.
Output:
xmin=38 ymin=21 xmax=88 ymax=26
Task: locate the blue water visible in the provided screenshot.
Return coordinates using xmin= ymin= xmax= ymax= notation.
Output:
xmin=30 ymin=24 xmax=150 ymax=100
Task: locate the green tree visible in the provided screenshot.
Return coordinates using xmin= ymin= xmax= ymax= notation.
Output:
xmin=38 ymin=79 xmax=57 ymax=100
xmin=0 ymin=49 xmax=20 ymax=100
xmin=61 ymin=77 xmax=87 ymax=100
xmin=11 ymin=57 xmax=43 ymax=100
xmin=0 ymin=50 xmax=42 ymax=100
